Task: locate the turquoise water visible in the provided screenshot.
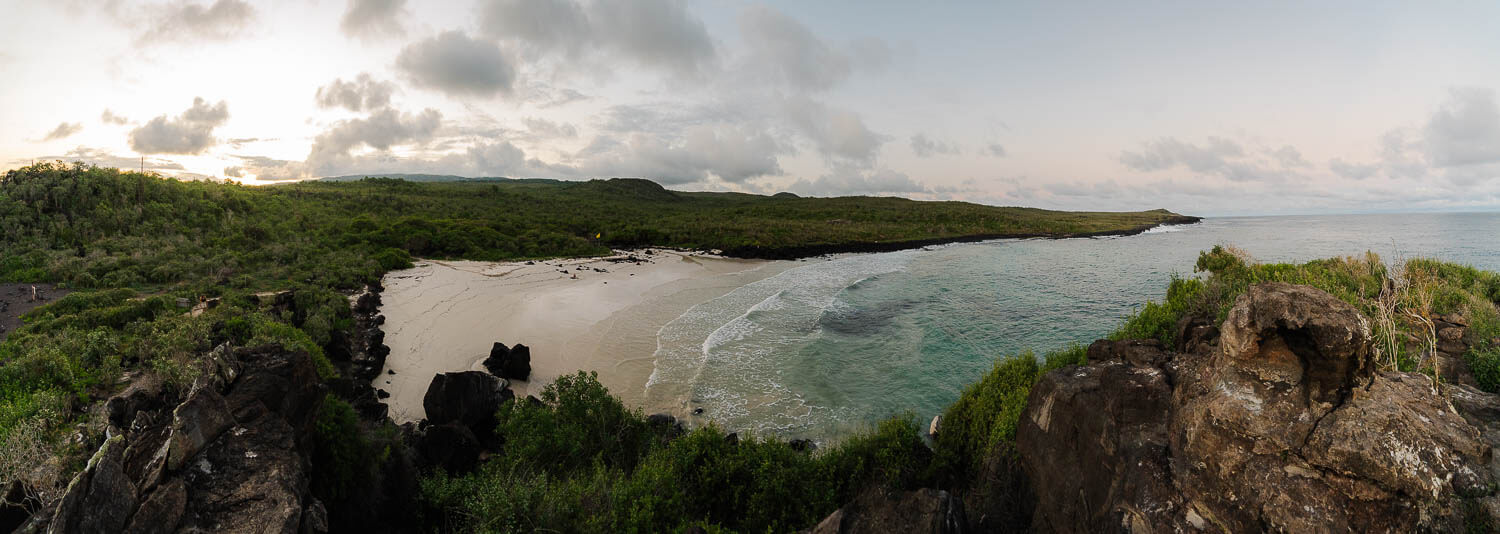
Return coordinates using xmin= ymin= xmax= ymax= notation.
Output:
xmin=645 ymin=212 xmax=1500 ymax=441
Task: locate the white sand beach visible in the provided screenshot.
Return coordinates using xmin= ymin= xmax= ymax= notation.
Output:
xmin=374 ymin=250 xmax=793 ymax=422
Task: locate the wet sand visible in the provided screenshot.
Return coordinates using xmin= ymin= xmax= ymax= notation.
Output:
xmin=374 ymin=250 xmax=794 ymax=422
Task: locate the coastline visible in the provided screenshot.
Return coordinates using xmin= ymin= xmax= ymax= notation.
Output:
xmin=374 ymin=249 xmax=798 ymax=422
xmin=714 ymin=216 xmax=1203 ymax=259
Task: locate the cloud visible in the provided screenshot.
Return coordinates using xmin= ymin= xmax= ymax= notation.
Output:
xmin=137 ymin=0 xmax=255 ymax=45
xmin=478 ymin=0 xmax=590 ymax=57
xmin=223 ymin=166 xmax=243 ymax=177
xmin=128 ymin=97 xmax=230 ymax=154
xmin=1120 ymin=137 xmax=1243 ymax=173
xmin=477 ymin=0 xmax=716 ymax=78
xmin=1424 ymin=87 xmax=1500 ymax=168
xmin=100 ymin=109 xmax=130 ymax=125
xmin=575 ymin=124 xmax=783 ymax=184
xmin=42 ymin=122 xmax=83 ymax=141
xmin=23 ymin=147 xmax=185 ymax=172
xmin=737 ymin=5 xmax=888 ymax=92
xmin=781 ymin=96 xmax=888 ymax=166
xmin=984 ymin=143 xmax=1007 ymax=157
xmin=522 ymin=117 xmax=578 ymax=139
xmin=1328 ymin=157 xmax=1378 ymax=180
xmin=909 ymin=133 xmax=958 ymax=158
xmin=306 ymin=107 xmax=443 ymax=174
xmin=789 ymin=168 xmax=927 ymax=197
xmin=340 ymin=0 xmax=406 ymax=39
xmin=396 ymin=31 xmax=516 ymax=98
xmin=1270 ymin=145 xmax=1309 ymax=168
xmin=315 ymin=73 xmax=396 ymax=112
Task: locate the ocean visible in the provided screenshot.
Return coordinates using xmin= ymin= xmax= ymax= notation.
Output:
xmin=643 ymin=212 xmax=1500 ymax=441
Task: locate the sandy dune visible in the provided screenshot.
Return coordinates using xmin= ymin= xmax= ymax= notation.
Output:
xmin=374 ymin=250 xmax=791 ymax=423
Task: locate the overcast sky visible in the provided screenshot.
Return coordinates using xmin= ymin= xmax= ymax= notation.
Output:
xmin=3 ymin=1 xmax=1500 ymax=215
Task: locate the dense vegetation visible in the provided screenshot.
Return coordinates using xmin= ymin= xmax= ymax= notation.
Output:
xmin=0 ymin=162 xmax=1189 ymax=531
xmin=10 ymin=162 xmax=1497 ymax=532
xmin=0 ymin=162 xmax=1185 ymax=292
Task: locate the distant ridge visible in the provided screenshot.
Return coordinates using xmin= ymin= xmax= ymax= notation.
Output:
xmin=318 ymin=173 xmax=562 ymax=185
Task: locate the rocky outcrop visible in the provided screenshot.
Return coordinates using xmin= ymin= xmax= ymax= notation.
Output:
xmin=28 ymin=345 xmax=327 ymax=534
xmin=482 ymin=342 xmax=532 ymax=381
xmin=329 ymin=286 xmax=391 ymax=382
xmin=421 ymin=371 xmax=514 ymax=455
xmin=807 ymin=488 xmax=967 ymax=534
xmin=1017 ymin=283 xmax=1500 ymax=533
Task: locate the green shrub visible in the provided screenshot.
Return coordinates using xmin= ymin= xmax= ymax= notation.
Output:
xmin=310 ymin=395 xmax=372 ymax=501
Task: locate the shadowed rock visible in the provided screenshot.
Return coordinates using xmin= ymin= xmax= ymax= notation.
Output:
xmin=1018 ymin=283 xmax=1499 ymax=532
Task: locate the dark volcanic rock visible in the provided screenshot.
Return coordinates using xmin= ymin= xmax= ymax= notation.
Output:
xmin=423 ymin=371 xmax=513 ymax=429
xmin=48 ymin=436 xmax=138 ymax=534
xmin=123 ymin=478 xmax=186 ymax=534
xmin=1018 ymin=283 xmax=1499 ymax=532
xmin=483 ymin=342 xmax=533 ymax=381
xmin=808 ymin=488 xmax=967 ymax=534
xmin=423 ymin=371 xmax=514 ymax=450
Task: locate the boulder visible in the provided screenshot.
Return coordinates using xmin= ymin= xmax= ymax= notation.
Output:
xmin=482 ymin=342 xmax=532 ymax=381
xmin=808 ymin=488 xmax=967 ymax=534
xmin=48 ymin=436 xmax=139 ymax=534
xmin=423 ymin=371 xmax=513 ymax=431
xmin=123 ymin=478 xmax=186 ymax=534
xmin=1017 ymin=283 xmax=1498 ymax=532
xmin=163 ymin=386 xmax=235 ymax=473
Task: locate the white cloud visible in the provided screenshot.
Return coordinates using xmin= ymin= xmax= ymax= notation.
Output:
xmin=137 ymin=0 xmax=255 ymax=45
xmin=340 ymin=0 xmax=406 ymax=40
xmin=41 ymin=122 xmax=83 ymax=141
xmin=128 ymin=97 xmax=230 ymax=154
xmin=789 ymin=168 xmax=926 ymax=197
xmin=315 ymin=74 xmax=396 ymax=112
xmin=396 ymin=31 xmax=516 ymax=98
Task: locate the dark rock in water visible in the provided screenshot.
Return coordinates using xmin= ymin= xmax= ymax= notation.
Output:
xmin=1017 ymin=283 xmax=1500 ymax=532
xmin=423 ymin=371 xmax=513 ymax=446
xmin=418 ymin=423 xmax=482 ymax=474
xmin=387 ymin=369 xmax=395 ymax=375
xmin=376 ymin=389 xmax=391 ymax=399
xmin=482 ymin=342 xmax=532 ymax=381
xmin=646 ymin=413 xmax=685 ymax=437
xmin=789 ymin=439 xmax=816 ymax=452
xmin=809 ymin=488 xmax=967 ymax=534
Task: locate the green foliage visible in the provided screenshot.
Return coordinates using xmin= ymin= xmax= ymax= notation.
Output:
xmin=423 ymin=372 xmax=933 ymax=533
xmin=311 ymin=394 xmax=373 ymax=501
xmin=0 ymin=162 xmax=1186 ymax=292
xmin=1110 ymin=277 xmax=1204 ymax=347
xmin=1467 ymin=347 xmax=1500 ymax=393
xmin=932 ymin=353 xmax=1040 ymax=478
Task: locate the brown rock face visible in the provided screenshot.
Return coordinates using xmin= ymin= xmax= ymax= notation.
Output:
xmin=1018 ymin=283 xmax=1498 ymax=533
xmin=807 ymin=488 xmax=967 ymax=534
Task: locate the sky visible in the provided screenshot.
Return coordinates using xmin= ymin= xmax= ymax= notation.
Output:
xmin=3 ymin=1 xmax=1500 ymax=216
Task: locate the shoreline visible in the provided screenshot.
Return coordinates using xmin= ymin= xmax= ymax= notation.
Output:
xmin=712 ymin=216 xmax=1203 ymax=259
xmin=373 ymin=249 xmax=798 ymax=423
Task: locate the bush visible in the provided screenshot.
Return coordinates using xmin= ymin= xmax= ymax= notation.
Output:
xmin=310 ymin=395 xmax=372 ymax=501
